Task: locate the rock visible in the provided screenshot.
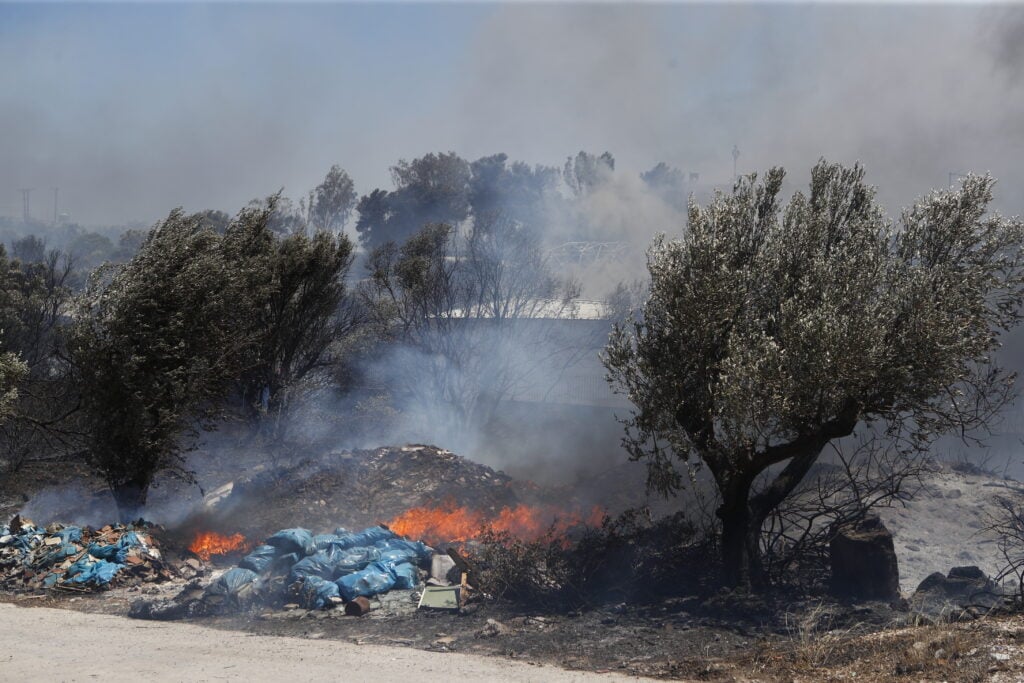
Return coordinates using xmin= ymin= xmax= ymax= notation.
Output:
xmin=830 ymin=515 xmax=901 ymax=600
xmin=910 ymin=565 xmax=1002 ymax=620
xmin=475 ymin=618 xmax=510 ymax=638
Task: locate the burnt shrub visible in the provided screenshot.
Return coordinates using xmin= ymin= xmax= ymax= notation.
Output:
xmin=476 ymin=507 xmax=718 ymax=608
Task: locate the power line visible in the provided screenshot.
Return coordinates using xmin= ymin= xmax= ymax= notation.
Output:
xmin=18 ymin=188 xmax=32 ymax=222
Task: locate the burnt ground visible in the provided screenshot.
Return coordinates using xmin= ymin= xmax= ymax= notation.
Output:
xmin=4 ymin=583 xmax=1024 ymax=682
xmin=4 ymin=444 xmax=1024 ymax=680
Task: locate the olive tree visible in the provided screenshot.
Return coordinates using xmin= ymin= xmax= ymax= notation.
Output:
xmin=604 ymin=161 xmax=1024 ymax=588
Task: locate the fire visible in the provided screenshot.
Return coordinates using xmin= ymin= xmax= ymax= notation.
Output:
xmin=388 ymin=501 xmax=605 ymax=546
xmin=188 ymin=530 xmax=251 ymax=561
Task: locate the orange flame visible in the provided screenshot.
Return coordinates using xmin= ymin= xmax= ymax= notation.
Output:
xmin=188 ymin=531 xmax=251 ymax=561
xmin=388 ymin=501 xmax=605 ymax=546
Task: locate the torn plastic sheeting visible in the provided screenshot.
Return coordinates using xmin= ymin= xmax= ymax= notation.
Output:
xmin=265 ymin=528 xmax=315 ymax=557
xmin=335 ymin=561 xmax=397 ymax=601
xmin=238 ymin=545 xmax=280 ymax=574
xmin=298 ymin=575 xmax=340 ymax=610
xmin=56 ymin=527 xmax=82 ymax=544
xmin=39 ymin=543 xmax=78 ymax=567
xmin=65 ymin=559 xmax=122 ymax=586
xmin=87 ymin=530 xmax=145 ymax=563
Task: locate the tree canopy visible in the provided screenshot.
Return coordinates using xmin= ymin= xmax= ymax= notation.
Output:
xmin=68 ymin=202 xmax=356 ymax=519
xmin=604 ymin=161 xmax=1024 ymax=587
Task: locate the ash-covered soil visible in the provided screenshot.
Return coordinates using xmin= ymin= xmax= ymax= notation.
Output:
xmin=6 ymin=585 xmax=1024 ymax=682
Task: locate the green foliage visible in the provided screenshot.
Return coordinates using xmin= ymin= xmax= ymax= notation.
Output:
xmin=0 ymin=243 xmax=76 ymax=472
xmin=0 ymin=351 xmax=27 ymax=423
xmin=604 ymin=161 xmax=1024 ymax=586
xmin=68 ymin=209 xmax=254 ymax=516
xmin=307 ymin=164 xmax=356 ymax=233
xmin=356 ymin=152 xmax=471 ymax=249
xmin=227 ymin=205 xmax=356 ymax=428
xmin=67 ymin=201 xmax=357 ymax=517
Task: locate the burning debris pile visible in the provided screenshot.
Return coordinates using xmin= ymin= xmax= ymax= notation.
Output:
xmin=135 ymin=524 xmax=455 ymax=620
xmin=211 ymin=445 xmax=586 ymax=539
xmin=389 ymin=502 xmax=604 ymax=546
xmin=0 ymin=515 xmax=176 ymax=591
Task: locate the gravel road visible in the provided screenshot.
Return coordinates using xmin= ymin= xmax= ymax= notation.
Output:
xmin=0 ymin=603 xmax=658 ymax=682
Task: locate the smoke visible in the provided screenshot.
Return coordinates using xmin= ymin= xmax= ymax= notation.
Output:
xmin=4 ymin=4 xmax=1023 ymax=227
xmin=8 ymin=2 xmax=1024 ymax=509
xmin=457 ymin=4 xmax=1024 ymax=216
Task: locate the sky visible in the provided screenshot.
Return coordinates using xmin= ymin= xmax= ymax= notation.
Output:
xmin=1 ymin=2 xmax=1023 ymax=226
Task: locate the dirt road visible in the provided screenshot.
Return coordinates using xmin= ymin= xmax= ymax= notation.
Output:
xmin=0 ymin=603 xmax=659 ymax=682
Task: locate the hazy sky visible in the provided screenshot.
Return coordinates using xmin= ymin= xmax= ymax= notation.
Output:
xmin=2 ymin=2 xmax=1023 ymax=226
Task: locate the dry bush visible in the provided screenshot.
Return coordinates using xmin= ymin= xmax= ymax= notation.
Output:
xmin=760 ymin=435 xmax=932 ymax=590
xmin=987 ymin=496 xmax=1024 ymax=608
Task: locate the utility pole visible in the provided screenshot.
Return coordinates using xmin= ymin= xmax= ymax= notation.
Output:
xmin=52 ymin=187 xmax=59 ymax=226
xmin=732 ymin=145 xmax=740 ymax=183
xmin=18 ymin=188 xmax=32 ymax=223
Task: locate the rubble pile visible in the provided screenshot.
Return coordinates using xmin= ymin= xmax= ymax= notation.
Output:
xmin=0 ymin=515 xmax=178 ymax=591
xmin=215 ymin=445 xmax=529 ymax=538
xmin=134 ymin=524 xmax=462 ymax=620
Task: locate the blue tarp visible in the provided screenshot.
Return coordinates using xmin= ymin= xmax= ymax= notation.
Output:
xmin=87 ymin=530 xmax=145 ymax=564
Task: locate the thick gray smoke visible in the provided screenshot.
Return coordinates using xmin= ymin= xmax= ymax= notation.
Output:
xmin=7 ymin=2 xmax=1024 ymax=514
xmin=3 ymin=4 xmax=1023 ymax=226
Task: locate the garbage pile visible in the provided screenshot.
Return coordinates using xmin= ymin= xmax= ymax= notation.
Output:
xmin=134 ymin=524 xmax=448 ymax=619
xmin=0 ymin=514 xmax=175 ymax=591
xmin=215 ymin=445 xmax=526 ymax=539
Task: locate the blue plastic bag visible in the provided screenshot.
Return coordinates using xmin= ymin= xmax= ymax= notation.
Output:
xmin=332 ymin=526 xmax=395 ymax=551
xmin=205 ymin=567 xmax=259 ymax=599
xmin=239 ymin=545 xmax=279 ymax=574
xmin=336 ymin=561 xmax=396 ymax=601
xmin=289 ymin=547 xmax=382 ymax=583
xmin=374 ymin=538 xmax=432 ymax=565
xmin=313 ymin=534 xmax=343 ymax=551
xmin=377 ymin=548 xmax=419 ymax=566
xmin=297 ymin=576 xmax=340 ymax=609
xmin=265 ymin=528 xmax=315 ymax=557
xmin=391 ymin=562 xmax=419 ymax=590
